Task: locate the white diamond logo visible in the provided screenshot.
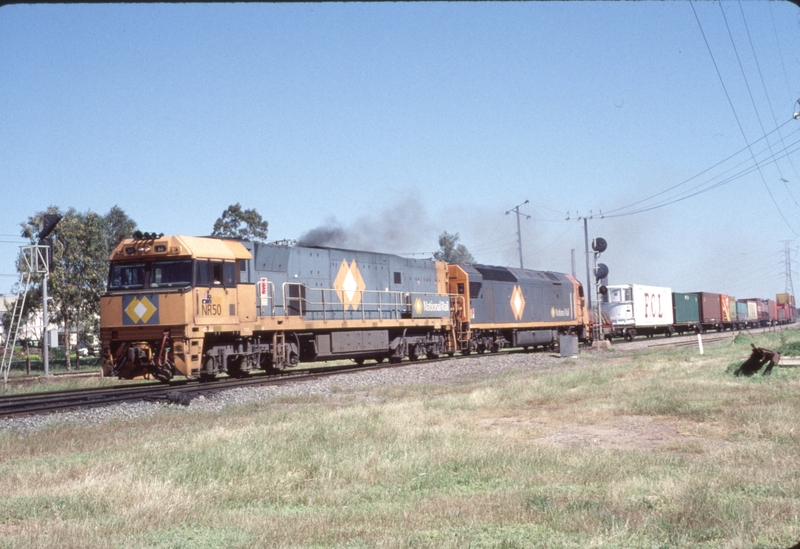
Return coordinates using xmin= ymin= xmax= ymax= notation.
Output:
xmin=134 ymin=301 xmax=148 ymax=320
xmin=343 ymin=269 xmax=358 ymax=301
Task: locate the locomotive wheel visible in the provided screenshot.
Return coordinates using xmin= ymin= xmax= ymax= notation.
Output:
xmin=354 ymin=358 xmax=365 ymax=366
xmin=227 ymin=357 xmax=246 ymax=378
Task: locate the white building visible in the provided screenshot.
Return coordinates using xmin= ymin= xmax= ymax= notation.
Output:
xmin=0 ymin=295 xmax=59 ymax=349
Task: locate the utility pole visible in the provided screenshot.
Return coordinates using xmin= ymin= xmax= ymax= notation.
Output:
xmin=505 ymin=200 xmax=530 ymax=269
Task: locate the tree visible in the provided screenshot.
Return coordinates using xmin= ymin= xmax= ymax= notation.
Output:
xmin=19 ymin=206 xmax=137 ymax=371
xmin=103 ymin=205 xmax=138 ymax=256
xmin=211 ymin=203 xmax=269 ymax=242
xmin=433 ymin=231 xmax=475 ymax=264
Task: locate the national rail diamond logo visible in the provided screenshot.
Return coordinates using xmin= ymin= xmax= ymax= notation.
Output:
xmin=510 ymin=285 xmax=525 ymax=321
xmin=123 ymin=295 xmax=159 ymax=325
xmin=414 ymin=298 xmax=424 ymax=315
xmin=333 ymin=259 xmax=366 ymax=310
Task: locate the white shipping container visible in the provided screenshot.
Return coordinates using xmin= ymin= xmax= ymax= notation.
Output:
xmin=602 ymin=284 xmax=674 ymax=328
xmin=747 ymin=301 xmax=758 ymax=322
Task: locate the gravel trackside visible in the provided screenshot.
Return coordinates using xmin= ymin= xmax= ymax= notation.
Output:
xmin=0 ymin=351 xmax=575 ymax=435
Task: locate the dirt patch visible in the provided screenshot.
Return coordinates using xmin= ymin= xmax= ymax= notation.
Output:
xmin=479 ymin=414 xmax=726 ymax=451
xmin=538 ymin=415 xmax=733 ymax=451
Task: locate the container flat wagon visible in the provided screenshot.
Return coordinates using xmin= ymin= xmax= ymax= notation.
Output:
xmin=602 ymin=284 xmax=674 ymax=340
xmin=738 ymin=299 xmax=761 ymax=328
xmin=672 ymin=292 xmax=700 ymax=334
xmin=697 ymin=292 xmax=723 ymax=332
xmin=777 ymin=293 xmax=797 ymax=324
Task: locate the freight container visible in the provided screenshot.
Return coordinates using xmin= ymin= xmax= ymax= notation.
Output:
xmin=760 ymin=299 xmax=777 ymax=325
xmin=738 ymin=299 xmax=760 ymax=326
xmin=736 ymin=301 xmax=749 ymax=324
xmin=778 ymin=303 xmax=789 ymax=323
xmin=602 ymin=284 xmax=674 ymax=340
xmin=697 ymin=292 xmax=722 ymax=331
xmin=672 ymin=292 xmax=699 ymax=334
xmin=776 ymin=294 xmax=796 ymax=324
xmin=720 ymin=295 xmax=733 ymax=327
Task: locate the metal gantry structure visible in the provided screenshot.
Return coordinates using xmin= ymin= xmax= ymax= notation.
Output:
xmin=1 ymin=214 xmax=60 ymax=386
xmin=781 ymin=240 xmax=795 ymax=297
xmin=1 ymin=245 xmax=49 ymax=386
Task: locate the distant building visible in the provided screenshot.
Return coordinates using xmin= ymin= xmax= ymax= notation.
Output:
xmin=0 ymin=294 xmax=58 ymax=349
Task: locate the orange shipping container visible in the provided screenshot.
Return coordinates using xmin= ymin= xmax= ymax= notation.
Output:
xmin=720 ymin=295 xmax=732 ymax=323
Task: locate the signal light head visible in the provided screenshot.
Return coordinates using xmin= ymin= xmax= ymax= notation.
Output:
xmin=592 ymin=237 xmax=607 ymax=253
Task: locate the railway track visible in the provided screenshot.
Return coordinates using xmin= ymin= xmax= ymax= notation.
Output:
xmin=0 ymin=361 xmax=415 ymax=419
xmin=2 ymin=324 xmax=794 ymax=419
xmin=643 ymin=324 xmax=787 ymax=349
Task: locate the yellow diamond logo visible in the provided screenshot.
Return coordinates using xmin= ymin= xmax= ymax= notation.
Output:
xmin=510 ymin=285 xmax=525 ymax=321
xmin=125 ymin=296 xmax=157 ymax=324
xmin=333 ymin=259 xmax=366 ymax=310
xmin=414 ymin=298 xmax=423 ymax=315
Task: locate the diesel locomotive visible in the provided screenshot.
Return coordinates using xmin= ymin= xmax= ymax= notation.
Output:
xmin=100 ymin=235 xmax=589 ymax=380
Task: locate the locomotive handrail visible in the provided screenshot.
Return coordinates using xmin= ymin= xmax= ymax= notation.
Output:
xmin=257 ymin=280 xmax=277 ymax=316
xmin=274 ymin=282 xmax=454 ymax=322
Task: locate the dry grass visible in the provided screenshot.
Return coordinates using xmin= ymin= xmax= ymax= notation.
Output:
xmin=1 ymin=331 xmax=800 ymax=548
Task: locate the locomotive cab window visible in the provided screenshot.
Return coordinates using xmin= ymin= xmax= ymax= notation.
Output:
xmin=394 ymin=272 xmax=402 ymax=284
xmin=150 ymin=261 xmax=192 ymax=288
xmin=195 ymin=260 xmax=237 ymax=287
xmin=195 ymin=260 xmax=210 ymax=286
xmin=109 ymin=263 xmax=145 ymax=290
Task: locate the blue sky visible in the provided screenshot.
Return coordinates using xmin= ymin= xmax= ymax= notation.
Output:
xmin=2 ymin=2 xmax=800 ymax=301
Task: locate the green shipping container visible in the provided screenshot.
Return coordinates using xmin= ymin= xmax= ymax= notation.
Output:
xmin=673 ymin=292 xmax=700 ymax=323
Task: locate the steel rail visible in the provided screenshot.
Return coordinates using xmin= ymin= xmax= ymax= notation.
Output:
xmin=0 ymin=361 xmax=414 ymax=419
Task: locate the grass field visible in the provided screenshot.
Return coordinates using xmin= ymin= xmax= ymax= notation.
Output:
xmin=1 ymin=331 xmax=799 ymax=548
